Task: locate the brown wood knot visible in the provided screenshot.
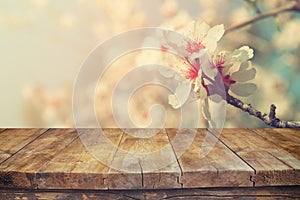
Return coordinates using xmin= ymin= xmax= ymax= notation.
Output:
xmin=0 ymin=173 xmax=14 ymax=186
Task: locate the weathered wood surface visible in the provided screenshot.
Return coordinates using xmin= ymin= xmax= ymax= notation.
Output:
xmin=36 ymin=128 xmax=124 ymax=190
xmin=252 ymin=128 xmax=300 ymax=159
xmin=168 ymin=129 xmax=254 ymax=188
xmin=0 ymin=129 xmax=48 ymax=189
xmin=209 ymin=128 xmax=300 ymax=187
xmin=0 ymin=129 xmax=7 ymax=133
xmin=0 ymin=129 xmax=47 ymax=164
xmin=1 ymin=186 xmax=299 ymax=200
xmin=0 ymin=129 xmax=77 ymax=189
xmin=0 ymin=128 xmax=299 ymax=191
xmin=108 ymin=129 xmax=181 ymax=189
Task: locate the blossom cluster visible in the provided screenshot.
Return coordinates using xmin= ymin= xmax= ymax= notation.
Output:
xmin=163 ymin=21 xmax=257 ymax=122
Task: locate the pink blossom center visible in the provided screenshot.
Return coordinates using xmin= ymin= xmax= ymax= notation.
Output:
xmin=186 ymin=59 xmax=201 ymax=80
xmin=187 ymin=66 xmax=199 ymax=80
xmin=160 ymin=45 xmax=168 ymax=52
xmin=186 ymin=41 xmax=205 ymax=54
xmin=214 ymin=55 xmax=225 ymax=72
xmin=222 ymin=74 xmax=236 ymax=87
xmin=213 ymin=55 xmax=236 ymax=88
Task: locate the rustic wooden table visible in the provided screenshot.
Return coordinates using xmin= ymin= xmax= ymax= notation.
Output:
xmin=0 ymin=128 xmax=299 ymax=199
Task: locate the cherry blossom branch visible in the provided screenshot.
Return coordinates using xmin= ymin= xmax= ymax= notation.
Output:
xmin=222 ymin=2 xmax=300 ymax=127
xmin=226 ymin=94 xmax=300 ymax=128
xmin=225 ymin=0 xmax=300 ymax=34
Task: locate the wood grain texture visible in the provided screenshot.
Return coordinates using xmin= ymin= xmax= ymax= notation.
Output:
xmin=210 ymin=128 xmax=300 ymax=186
xmin=0 ymin=128 xmax=299 ymax=191
xmin=36 ymin=128 xmax=124 ymax=190
xmin=251 ymin=128 xmax=300 ymax=159
xmin=167 ymin=129 xmax=254 ymax=188
xmin=108 ymin=129 xmax=181 ymax=189
xmin=0 ymin=129 xmax=48 ymax=164
xmin=0 ymin=129 xmax=7 ymax=133
xmin=0 ymin=129 xmax=78 ymax=189
xmin=1 ymin=186 xmax=299 ymax=199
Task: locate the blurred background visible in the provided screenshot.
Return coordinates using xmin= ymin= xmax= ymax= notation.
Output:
xmin=0 ymin=0 xmax=300 ymax=127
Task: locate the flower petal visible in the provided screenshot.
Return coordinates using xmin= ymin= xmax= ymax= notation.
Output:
xmin=168 ymin=81 xmax=191 ymax=109
xmin=168 ymin=94 xmax=180 ymax=109
xmin=194 ymin=77 xmax=201 ymax=92
xmin=175 ymin=81 xmax=191 ymax=105
xmin=230 ymin=46 xmax=254 ymax=63
xmin=230 ymin=83 xmax=257 ymax=97
xmin=239 ymin=46 xmax=254 ymax=60
xmin=206 ymin=24 xmax=225 ymax=42
xmin=191 ymin=50 xmax=217 ymax=80
xmin=197 ymin=21 xmax=210 ymax=34
xmin=239 ymin=61 xmax=250 ymax=71
xmin=201 ymin=97 xmax=211 ymax=121
xmin=195 ymin=21 xmax=210 ymax=40
xmin=202 ymin=37 xmax=217 ymax=53
xmin=202 ymin=24 xmax=224 ymax=52
xmin=226 ymin=62 xmax=241 ymax=76
xmin=231 ymin=67 xmax=256 ymax=82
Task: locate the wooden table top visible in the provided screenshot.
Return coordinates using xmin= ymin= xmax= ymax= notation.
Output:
xmin=0 ymin=128 xmax=299 ymax=190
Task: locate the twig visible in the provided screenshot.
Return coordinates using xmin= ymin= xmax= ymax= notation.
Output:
xmin=225 ymin=1 xmax=300 ymax=34
xmin=226 ymin=94 xmax=300 ymax=128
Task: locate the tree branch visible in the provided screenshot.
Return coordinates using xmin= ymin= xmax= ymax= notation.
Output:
xmin=225 ymin=1 xmax=300 ymax=34
xmin=226 ymin=94 xmax=300 ymax=128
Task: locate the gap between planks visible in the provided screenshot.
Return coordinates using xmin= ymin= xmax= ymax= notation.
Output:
xmin=1 ymin=128 xmax=299 ymax=190
xmin=165 ymin=128 xmax=184 ymax=188
xmin=0 ymin=129 xmax=80 ymax=189
xmin=210 ymin=128 xmax=300 ymax=187
xmin=207 ymin=128 xmax=257 ymax=187
xmin=167 ymin=129 xmax=254 ymax=188
xmin=36 ymin=128 xmax=125 ymax=190
xmin=0 ymin=129 xmax=49 ymax=165
xmin=107 ymin=128 xmax=182 ymax=189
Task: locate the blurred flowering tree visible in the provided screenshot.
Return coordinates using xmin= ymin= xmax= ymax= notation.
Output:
xmin=2 ymin=0 xmax=299 ymax=127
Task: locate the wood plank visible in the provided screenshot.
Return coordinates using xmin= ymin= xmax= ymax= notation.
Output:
xmin=251 ymin=128 xmax=300 ymax=159
xmin=1 ymin=186 xmax=299 ymax=199
xmin=36 ymin=128 xmax=124 ymax=190
xmin=0 ymin=128 xmax=299 ymax=191
xmin=108 ymin=128 xmax=181 ymax=189
xmin=0 ymin=129 xmax=48 ymax=164
xmin=167 ymin=128 xmax=254 ymax=188
xmin=0 ymin=129 xmax=78 ymax=189
xmin=0 ymin=129 xmax=7 ymax=133
xmin=211 ymin=128 xmax=300 ymax=186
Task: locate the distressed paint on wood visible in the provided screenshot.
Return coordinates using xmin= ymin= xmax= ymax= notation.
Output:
xmin=210 ymin=128 xmax=300 ymax=186
xmin=167 ymin=129 xmax=254 ymax=188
